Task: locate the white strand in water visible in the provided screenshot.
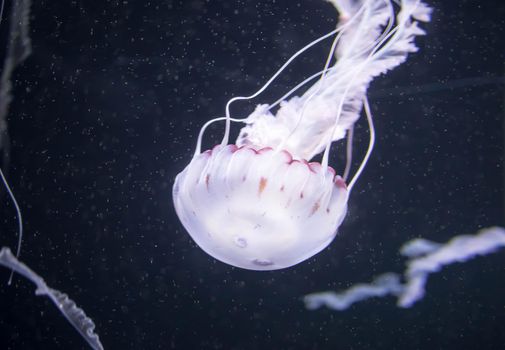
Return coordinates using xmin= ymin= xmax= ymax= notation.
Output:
xmin=304 ymin=227 xmax=505 ymax=311
xmin=0 ymin=247 xmax=104 ymax=350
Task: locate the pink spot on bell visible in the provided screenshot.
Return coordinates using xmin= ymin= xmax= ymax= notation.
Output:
xmin=309 ymin=201 xmax=320 ymax=217
xmin=205 ymin=174 xmax=210 ymax=189
xmin=334 ymin=176 xmax=347 ymax=189
xmin=258 ymin=177 xmax=268 ymax=195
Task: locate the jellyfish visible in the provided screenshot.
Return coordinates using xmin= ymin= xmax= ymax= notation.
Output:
xmin=173 ymin=0 xmax=432 ymax=270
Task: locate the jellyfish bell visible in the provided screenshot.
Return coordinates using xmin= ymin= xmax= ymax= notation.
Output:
xmin=173 ymin=144 xmax=349 ymax=270
xmin=173 ymin=0 xmax=432 ymax=270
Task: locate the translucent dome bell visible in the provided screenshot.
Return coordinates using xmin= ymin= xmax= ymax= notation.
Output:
xmin=173 ymin=145 xmax=348 ymax=270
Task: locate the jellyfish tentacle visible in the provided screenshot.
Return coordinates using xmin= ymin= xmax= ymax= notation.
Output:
xmin=221 ymin=26 xmax=338 ymax=146
xmin=0 ymin=168 xmax=23 ymax=284
xmin=276 ymin=25 xmax=346 ymax=153
xmin=237 ymin=0 xmax=430 ymax=162
xmin=320 ymin=0 xmax=428 ymax=171
xmin=220 ymin=26 xmax=340 ymax=147
xmin=267 ymin=7 xmax=392 ymax=115
xmin=347 ymin=96 xmax=375 ymax=192
xmin=195 ymin=116 xmax=247 ymax=156
xmin=294 ymin=0 xmax=395 ymax=140
xmin=320 ymin=1 xmax=398 ymax=170
xmin=268 ymin=1 xmax=395 ymax=113
xmin=220 ymin=2 xmax=370 ymax=148
xmin=342 ymin=126 xmax=354 ymax=182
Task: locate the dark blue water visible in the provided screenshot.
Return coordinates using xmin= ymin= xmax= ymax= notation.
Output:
xmin=0 ymin=0 xmax=503 ymax=349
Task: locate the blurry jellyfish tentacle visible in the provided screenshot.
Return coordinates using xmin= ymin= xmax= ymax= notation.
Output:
xmin=173 ymin=0 xmax=432 ymax=270
xmin=0 ymin=0 xmax=32 ymax=172
xmin=0 ymin=247 xmax=104 ymax=350
xmin=303 ymin=227 xmax=505 ymax=311
xmin=399 ymin=227 xmax=505 ymax=307
xmin=304 ymin=273 xmax=403 ymax=311
xmin=0 ymin=0 xmax=32 ymax=282
xmin=0 ymin=0 xmax=4 ymax=24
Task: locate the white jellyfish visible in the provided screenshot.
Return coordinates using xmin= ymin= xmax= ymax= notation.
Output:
xmin=173 ymin=0 xmax=432 ymax=270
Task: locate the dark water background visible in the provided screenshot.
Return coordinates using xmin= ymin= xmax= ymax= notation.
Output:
xmin=0 ymin=0 xmax=504 ymax=349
